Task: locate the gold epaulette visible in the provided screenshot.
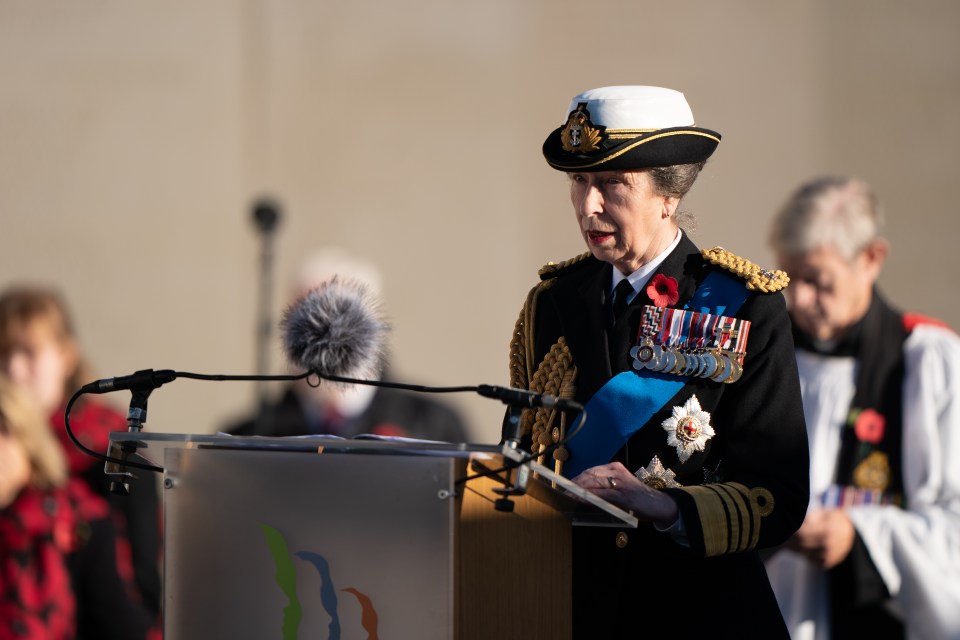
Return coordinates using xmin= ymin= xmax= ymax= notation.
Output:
xmin=701 ymin=247 xmax=789 ymax=293
xmin=538 ymin=252 xmax=593 ymax=280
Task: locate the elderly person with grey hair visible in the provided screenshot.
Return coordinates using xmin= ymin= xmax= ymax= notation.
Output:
xmin=506 ymin=86 xmax=810 ymax=638
xmin=764 ymin=176 xmax=960 ymax=640
xmin=226 ymin=247 xmax=470 ymax=442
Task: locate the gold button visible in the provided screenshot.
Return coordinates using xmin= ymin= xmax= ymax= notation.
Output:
xmin=615 ymin=531 xmax=628 ymax=548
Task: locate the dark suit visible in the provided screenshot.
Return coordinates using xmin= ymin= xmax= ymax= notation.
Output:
xmin=226 ymin=382 xmax=469 ymax=443
xmin=511 ymin=233 xmax=809 ymax=637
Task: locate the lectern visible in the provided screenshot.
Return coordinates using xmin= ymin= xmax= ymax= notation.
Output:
xmin=106 ymin=433 xmax=637 ymax=639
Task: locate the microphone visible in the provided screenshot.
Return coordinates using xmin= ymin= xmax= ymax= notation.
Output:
xmin=69 ymin=277 xmax=585 ymax=479
xmin=278 ymin=276 xmax=585 ymax=417
xmin=80 ymin=368 xmax=177 ymax=394
xmin=477 ymin=384 xmax=584 ymax=412
xmin=280 ymin=276 xmax=389 ymax=384
xmin=251 ymin=198 xmax=282 ymax=235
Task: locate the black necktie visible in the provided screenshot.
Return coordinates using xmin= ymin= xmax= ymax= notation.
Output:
xmin=609 ymin=279 xmax=635 ymax=327
xmin=608 ymin=279 xmax=636 ymax=372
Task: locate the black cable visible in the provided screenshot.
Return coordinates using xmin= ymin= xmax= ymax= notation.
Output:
xmin=64 ymin=372 xmax=315 ymax=474
xmin=65 ymin=369 xmax=486 ymax=474
xmin=66 ymin=368 xmax=581 ymax=484
xmin=64 ymin=388 xmax=163 ymax=473
xmin=298 ymin=372 xmax=479 ymax=395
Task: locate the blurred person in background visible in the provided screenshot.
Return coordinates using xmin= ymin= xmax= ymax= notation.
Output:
xmin=0 ymin=286 xmax=162 ymax=628
xmin=765 ymin=176 xmax=960 ymax=639
xmin=0 ymin=375 xmax=158 ymax=640
xmin=226 ymin=247 xmax=470 ymax=442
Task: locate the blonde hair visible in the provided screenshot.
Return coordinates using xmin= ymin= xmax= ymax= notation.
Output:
xmin=0 ymin=375 xmax=67 ymax=489
xmin=769 ymin=176 xmax=883 ymax=261
xmin=0 ymin=286 xmax=91 ymax=401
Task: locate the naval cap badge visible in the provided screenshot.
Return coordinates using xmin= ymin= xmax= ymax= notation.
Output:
xmin=662 ymin=395 xmax=715 ymax=463
xmin=560 ymin=103 xmax=604 ymax=154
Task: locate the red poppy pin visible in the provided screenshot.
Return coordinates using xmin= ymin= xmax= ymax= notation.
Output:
xmin=647 ymin=274 xmax=679 ymax=308
xmin=853 ymin=408 xmax=885 ymax=444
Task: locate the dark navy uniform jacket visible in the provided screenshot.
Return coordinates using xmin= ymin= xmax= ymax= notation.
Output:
xmin=510 ymin=233 xmax=810 ymax=638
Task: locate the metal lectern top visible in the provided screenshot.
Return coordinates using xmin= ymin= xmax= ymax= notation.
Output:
xmin=106 ymin=431 xmax=638 ymax=528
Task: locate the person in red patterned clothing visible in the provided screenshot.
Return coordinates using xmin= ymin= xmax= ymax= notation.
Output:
xmin=1 ymin=374 xmax=78 ymax=638
xmin=0 ymin=375 xmax=159 ymax=640
xmin=0 ymin=286 xmax=162 ymax=638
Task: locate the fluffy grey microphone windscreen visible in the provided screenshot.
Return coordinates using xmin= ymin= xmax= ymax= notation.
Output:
xmin=280 ymin=276 xmax=389 ymax=383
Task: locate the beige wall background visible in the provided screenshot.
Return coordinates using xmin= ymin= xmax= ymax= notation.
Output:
xmin=2 ymin=1 xmax=958 ymax=443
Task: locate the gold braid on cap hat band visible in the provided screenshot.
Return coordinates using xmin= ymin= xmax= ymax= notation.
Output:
xmin=549 ymin=129 xmax=721 ymax=170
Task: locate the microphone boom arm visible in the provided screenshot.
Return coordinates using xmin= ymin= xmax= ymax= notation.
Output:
xmin=67 ymin=368 xmax=586 ymax=497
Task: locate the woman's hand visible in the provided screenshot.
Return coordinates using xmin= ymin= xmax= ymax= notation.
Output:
xmin=572 ymin=462 xmax=679 ymax=527
xmin=0 ymin=432 xmax=30 ymax=509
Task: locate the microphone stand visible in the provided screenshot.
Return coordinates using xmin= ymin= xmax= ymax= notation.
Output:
xmin=251 ymin=199 xmax=281 ymax=432
xmin=109 ymin=385 xmax=154 ymax=496
xmin=491 ymin=406 xmax=527 ymax=512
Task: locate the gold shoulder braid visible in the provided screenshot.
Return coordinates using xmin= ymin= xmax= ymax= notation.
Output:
xmin=510 ymin=254 xmax=585 ymax=390
xmin=701 ymin=247 xmax=789 ymax=293
xmin=508 ymin=304 xmax=531 ymax=394
xmin=538 ymin=251 xmax=592 ymax=280
xmin=509 ymin=280 xmax=555 ymax=392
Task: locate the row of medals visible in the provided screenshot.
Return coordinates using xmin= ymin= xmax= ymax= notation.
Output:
xmin=629 ymin=338 xmax=743 ymax=383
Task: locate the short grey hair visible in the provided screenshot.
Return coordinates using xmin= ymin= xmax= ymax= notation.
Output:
xmin=648 ymin=162 xmax=706 ymax=234
xmin=769 ymin=176 xmax=883 ymax=261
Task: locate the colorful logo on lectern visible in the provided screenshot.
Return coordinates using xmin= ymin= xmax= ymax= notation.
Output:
xmin=259 ymin=523 xmax=380 ymax=640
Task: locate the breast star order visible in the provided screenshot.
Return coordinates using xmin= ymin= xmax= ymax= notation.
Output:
xmin=661 ymin=395 xmax=715 ymax=463
xmin=635 ymin=456 xmax=680 ymax=489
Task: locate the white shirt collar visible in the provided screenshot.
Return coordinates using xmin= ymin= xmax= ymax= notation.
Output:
xmin=610 ymin=229 xmax=683 ymax=302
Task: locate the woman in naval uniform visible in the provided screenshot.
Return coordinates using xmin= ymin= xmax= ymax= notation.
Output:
xmin=507 ymin=85 xmax=810 ymax=638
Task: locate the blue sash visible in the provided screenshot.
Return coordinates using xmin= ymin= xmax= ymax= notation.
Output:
xmin=562 ymin=270 xmax=751 ymax=478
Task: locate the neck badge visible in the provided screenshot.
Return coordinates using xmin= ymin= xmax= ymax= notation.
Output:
xmin=635 ymin=456 xmax=681 ymax=489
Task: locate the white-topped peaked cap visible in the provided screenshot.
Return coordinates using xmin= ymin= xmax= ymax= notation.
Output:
xmin=565 ymin=86 xmax=695 ymax=130
xmin=542 ymin=85 xmax=720 ymax=171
